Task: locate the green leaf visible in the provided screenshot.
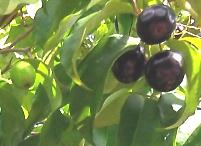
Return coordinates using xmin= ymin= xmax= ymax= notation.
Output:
xmin=158 ymin=93 xmax=184 ymax=126
xmin=29 ymin=60 xmax=62 ymax=112
xmin=69 ymin=35 xmax=140 ymax=122
xmin=93 ymin=126 xmax=118 ymax=146
xmin=118 ymin=94 xmax=145 ymax=146
xmin=6 ymin=25 xmax=34 ymax=48
xmin=165 ymin=39 xmax=201 ymax=129
xmin=0 ymin=0 xmax=38 ymax=15
xmin=106 ymin=126 xmax=118 ymax=146
xmin=94 ymin=88 xmax=130 ymax=128
xmin=184 ymin=123 xmax=201 ymax=146
xmin=181 ymin=37 xmax=201 ymax=50
xmin=136 ymin=0 xmax=162 ymax=9
xmin=94 ymin=78 xmax=147 ymax=128
xmin=43 ymin=12 xmax=81 ymax=53
xmin=38 ymin=110 xmax=69 ymax=146
xmin=53 ymin=63 xmax=72 ymax=104
xmin=59 ymin=127 xmax=82 ymax=146
xmin=24 ymin=84 xmax=50 ymax=136
xmin=34 ymin=0 xmax=90 ymax=47
xmin=61 ymin=0 xmax=133 ymax=85
xmin=19 ymin=134 xmax=40 ymax=146
xmin=117 ymin=14 xmax=134 ymax=35
xmin=187 ymin=0 xmax=201 ymax=26
xmin=130 ymin=98 xmax=177 ymax=146
xmin=0 ymin=83 xmax=25 ymax=146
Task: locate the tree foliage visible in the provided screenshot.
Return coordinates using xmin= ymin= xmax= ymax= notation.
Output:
xmin=0 ymin=0 xmax=201 ymax=145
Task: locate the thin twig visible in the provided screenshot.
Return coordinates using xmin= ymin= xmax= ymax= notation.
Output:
xmin=0 ymin=26 xmax=33 ymax=54
xmin=9 ymin=26 xmax=33 ymax=48
xmin=177 ymin=23 xmax=201 ymax=30
xmin=131 ymin=0 xmax=141 ymax=16
xmin=185 ymin=31 xmax=201 ymax=39
xmin=0 ymin=47 xmax=31 ymax=54
xmin=159 ymin=44 xmax=163 ymax=52
xmin=0 ymin=9 xmax=18 ymax=28
xmin=1 ymin=57 xmax=13 ymax=74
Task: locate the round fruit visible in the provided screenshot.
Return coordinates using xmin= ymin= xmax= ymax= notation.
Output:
xmin=136 ymin=4 xmax=176 ymax=44
xmin=145 ymin=50 xmax=184 ymax=92
xmin=10 ymin=61 xmax=36 ymax=89
xmin=112 ymin=45 xmax=146 ymax=83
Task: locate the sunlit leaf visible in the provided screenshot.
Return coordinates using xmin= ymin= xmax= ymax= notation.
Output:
xmin=34 ymin=0 xmax=90 ymax=47
xmin=61 ymin=0 xmax=133 ymax=86
xmin=165 ymin=39 xmax=201 ymax=129
xmin=184 ymin=123 xmax=201 ymax=146
xmin=69 ymin=35 xmax=140 ymax=122
xmin=0 ymin=0 xmax=38 ymax=15
xmin=24 ymin=84 xmax=50 ymax=136
xmin=94 ymin=78 xmax=147 ymax=128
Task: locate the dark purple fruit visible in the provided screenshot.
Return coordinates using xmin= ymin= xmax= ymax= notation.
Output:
xmin=112 ymin=45 xmax=146 ymax=83
xmin=136 ymin=4 xmax=176 ymax=44
xmin=145 ymin=50 xmax=184 ymax=92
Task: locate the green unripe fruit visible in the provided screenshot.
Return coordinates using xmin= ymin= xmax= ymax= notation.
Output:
xmin=10 ymin=61 xmax=36 ymax=89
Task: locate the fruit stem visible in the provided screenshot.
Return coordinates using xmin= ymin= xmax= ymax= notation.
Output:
xmin=147 ymin=45 xmax=151 ymax=58
xmin=135 ymin=92 xmax=154 ymax=99
xmin=176 ymin=23 xmax=201 ymax=30
xmin=1 ymin=57 xmax=13 ymax=74
xmin=151 ymin=90 xmax=161 ymax=101
xmin=130 ymin=0 xmax=141 ymax=16
xmin=159 ymin=44 xmax=163 ymax=52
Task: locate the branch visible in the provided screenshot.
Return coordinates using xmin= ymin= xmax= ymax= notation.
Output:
xmin=0 ymin=9 xmax=18 ymax=28
xmin=0 ymin=47 xmax=31 ymax=54
xmin=0 ymin=26 xmax=33 ymax=54
xmin=1 ymin=57 xmax=13 ymax=75
xmin=131 ymin=0 xmax=141 ymax=16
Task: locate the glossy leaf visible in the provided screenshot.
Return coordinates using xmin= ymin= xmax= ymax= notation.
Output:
xmin=181 ymin=37 xmax=201 ymax=50
xmin=130 ymin=98 xmax=177 ymax=146
xmin=6 ymin=25 xmax=34 ymax=48
xmin=24 ymin=84 xmax=50 ymax=136
xmin=53 ymin=63 xmax=72 ymax=104
xmin=0 ymin=83 xmax=25 ymax=146
xmin=94 ymin=78 xmax=147 ymax=128
xmin=38 ymin=110 xmax=69 ymax=146
xmin=184 ymin=123 xmax=201 ymax=146
xmin=93 ymin=126 xmax=118 ymax=146
xmin=19 ymin=134 xmax=40 ymax=146
xmin=165 ymin=39 xmax=201 ymax=129
xmin=34 ymin=0 xmax=90 ymax=47
xmin=43 ymin=12 xmax=81 ymax=53
xmin=158 ymin=93 xmax=184 ymax=126
xmin=69 ymin=35 xmax=140 ymax=122
xmin=61 ymin=0 xmax=133 ymax=85
xmin=59 ymin=128 xmax=82 ymax=146
xmin=0 ymin=0 xmax=38 ymax=15
xmin=117 ymin=14 xmax=134 ymax=35
xmin=118 ymin=94 xmax=145 ymax=146
xmin=29 ymin=60 xmax=62 ymax=112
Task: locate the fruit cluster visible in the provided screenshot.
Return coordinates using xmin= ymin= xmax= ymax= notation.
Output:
xmin=112 ymin=4 xmax=184 ymax=92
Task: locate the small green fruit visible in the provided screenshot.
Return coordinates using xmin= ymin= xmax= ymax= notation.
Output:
xmin=10 ymin=61 xmax=36 ymax=89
